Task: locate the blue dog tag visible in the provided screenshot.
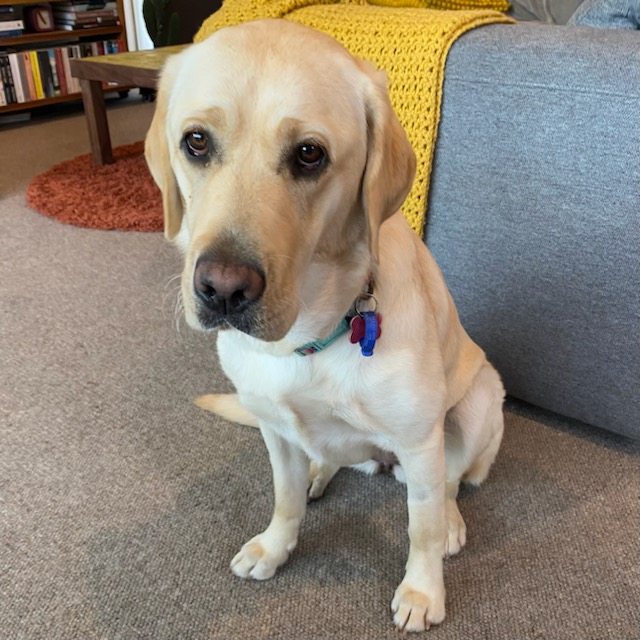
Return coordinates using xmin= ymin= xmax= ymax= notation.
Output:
xmin=359 ymin=311 xmax=379 ymax=357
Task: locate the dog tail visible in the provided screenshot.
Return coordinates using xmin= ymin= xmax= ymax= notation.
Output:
xmin=195 ymin=393 xmax=259 ymax=428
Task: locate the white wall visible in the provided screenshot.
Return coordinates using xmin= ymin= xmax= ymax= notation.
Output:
xmin=123 ymin=0 xmax=154 ymax=51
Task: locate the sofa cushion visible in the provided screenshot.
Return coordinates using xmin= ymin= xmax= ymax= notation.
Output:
xmin=567 ymin=0 xmax=640 ymax=28
xmin=508 ymin=0 xmax=584 ymax=23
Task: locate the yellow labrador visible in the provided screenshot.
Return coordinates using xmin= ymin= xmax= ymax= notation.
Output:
xmin=145 ymin=19 xmax=504 ymax=632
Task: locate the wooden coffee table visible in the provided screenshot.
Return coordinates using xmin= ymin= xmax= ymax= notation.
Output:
xmin=69 ymin=45 xmax=187 ymax=166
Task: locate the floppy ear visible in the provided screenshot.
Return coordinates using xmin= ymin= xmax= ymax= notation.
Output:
xmin=359 ymin=61 xmax=416 ymax=263
xmin=144 ymin=57 xmax=183 ymax=241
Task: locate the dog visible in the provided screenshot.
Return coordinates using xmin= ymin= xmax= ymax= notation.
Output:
xmin=145 ymin=18 xmax=505 ymax=632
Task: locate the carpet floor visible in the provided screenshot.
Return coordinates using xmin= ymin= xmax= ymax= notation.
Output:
xmin=1 ymin=97 xmax=639 ymax=640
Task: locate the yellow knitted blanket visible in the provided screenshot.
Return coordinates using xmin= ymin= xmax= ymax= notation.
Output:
xmin=195 ymin=0 xmax=513 ymax=236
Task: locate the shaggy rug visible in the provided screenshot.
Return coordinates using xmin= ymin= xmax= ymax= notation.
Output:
xmin=26 ymin=141 xmax=163 ymax=232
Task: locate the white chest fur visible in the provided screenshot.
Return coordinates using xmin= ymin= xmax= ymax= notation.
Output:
xmin=216 ymin=328 xmax=426 ymax=465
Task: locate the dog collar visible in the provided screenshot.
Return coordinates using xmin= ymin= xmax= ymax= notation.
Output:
xmin=294 ymin=279 xmax=381 ymax=357
xmin=294 ymin=317 xmax=351 ymax=356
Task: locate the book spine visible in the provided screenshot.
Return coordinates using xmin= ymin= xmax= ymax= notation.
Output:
xmin=67 ymin=46 xmax=78 ymax=93
xmin=1 ymin=55 xmax=16 ymax=103
xmin=22 ymin=52 xmax=36 ymax=101
xmin=0 ymin=60 xmax=6 ymax=107
xmin=60 ymin=47 xmax=73 ymax=95
xmin=15 ymin=52 xmax=30 ymax=102
xmin=37 ymin=50 xmax=53 ymax=98
xmin=8 ymin=53 xmax=25 ymax=103
xmin=0 ymin=20 xmax=24 ymax=31
xmin=53 ymin=9 xmax=118 ymax=21
xmin=54 ymin=48 xmax=68 ymax=95
xmin=45 ymin=50 xmax=60 ymax=97
xmin=73 ymin=45 xmax=83 ymax=91
xmin=29 ymin=51 xmax=44 ymax=100
xmin=55 ymin=2 xmax=117 ymax=9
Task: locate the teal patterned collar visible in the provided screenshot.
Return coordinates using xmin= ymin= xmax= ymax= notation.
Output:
xmin=293 ymin=277 xmax=377 ymax=357
xmin=293 ymin=317 xmax=352 ymax=356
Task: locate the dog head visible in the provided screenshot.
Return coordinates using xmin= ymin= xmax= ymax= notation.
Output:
xmin=145 ymin=19 xmax=415 ymax=341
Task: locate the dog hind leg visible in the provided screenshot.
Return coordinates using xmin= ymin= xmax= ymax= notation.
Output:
xmin=458 ymin=364 xmax=505 ymax=487
xmin=443 ymin=363 xmax=505 ymax=556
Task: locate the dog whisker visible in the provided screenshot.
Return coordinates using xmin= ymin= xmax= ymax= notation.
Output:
xmin=173 ymin=290 xmax=185 ymax=335
xmin=160 ymin=273 xmax=185 ymax=337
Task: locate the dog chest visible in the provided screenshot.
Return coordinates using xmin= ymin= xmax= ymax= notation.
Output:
xmin=217 ymin=331 xmax=397 ymax=464
xmin=247 ymin=391 xmax=388 ymax=466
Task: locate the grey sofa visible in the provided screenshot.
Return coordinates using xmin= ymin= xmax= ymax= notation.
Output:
xmin=426 ymin=21 xmax=639 ymax=440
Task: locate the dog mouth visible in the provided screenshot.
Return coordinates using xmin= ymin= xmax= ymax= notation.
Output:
xmin=193 ymin=297 xmax=295 ymax=342
xmin=195 ymin=303 xmax=261 ymax=335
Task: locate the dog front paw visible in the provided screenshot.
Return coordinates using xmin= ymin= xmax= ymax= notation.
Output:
xmin=231 ymin=533 xmax=294 ymax=580
xmin=391 ymin=581 xmax=445 ymax=632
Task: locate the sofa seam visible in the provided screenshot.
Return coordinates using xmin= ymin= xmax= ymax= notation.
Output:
xmin=445 ymin=76 xmax=638 ymax=100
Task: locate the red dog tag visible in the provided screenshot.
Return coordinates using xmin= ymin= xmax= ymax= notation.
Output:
xmin=350 ymin=313 xmax=382 ymax=344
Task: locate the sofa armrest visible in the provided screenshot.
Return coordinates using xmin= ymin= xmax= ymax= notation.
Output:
xmin=426 ymin=22 xmax=640 ymax=438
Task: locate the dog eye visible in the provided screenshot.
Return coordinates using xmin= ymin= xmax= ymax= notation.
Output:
xmin=183 ymin=129 xmax=210 ymax=159
xmin=295 ymin=143 xmax=326 ymax=173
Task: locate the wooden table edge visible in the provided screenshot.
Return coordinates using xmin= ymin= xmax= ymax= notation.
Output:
xmin=69 ymin=45 xmax=188 ymax=166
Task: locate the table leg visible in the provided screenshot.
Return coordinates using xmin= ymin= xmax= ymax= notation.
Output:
xmin=79 ymin=78 xmax=113 ymax=166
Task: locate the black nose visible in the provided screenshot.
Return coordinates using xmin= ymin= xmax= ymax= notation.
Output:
xmin=193 ymin=257 xmax=265 ymax=315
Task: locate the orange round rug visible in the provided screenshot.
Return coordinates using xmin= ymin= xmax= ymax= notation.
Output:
xmin=26 ymin=141 xmax=163 ymax=232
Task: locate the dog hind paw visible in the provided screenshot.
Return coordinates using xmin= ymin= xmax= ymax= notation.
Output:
xmin=307 ymin=461 xmax=340 ymax=501
xmin=444 ymin=499 xmax=467 ymax=558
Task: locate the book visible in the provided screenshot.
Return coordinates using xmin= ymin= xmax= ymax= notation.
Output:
xmin=22 ymin=51 xmax=36 ymax=101
xmin=62 ymin=47 xmax=80 ymax=93
xmin=0 ymin=54 xmax=16 ymax=104
xmin=8 ymin=52 xmax=25 ymax=103
xmin=0 ymin=20 xmax=25 ymax=31
xmin=0 ymin=55 xmax=8 ymax=104
xmin=47 ymin=49 xmax=61 ymax=96
xmin=15 ymin=52 xmax=31 ymax=102
xmin=55 ymin=48 xmax=68 ymax=95
xmin=0 ymin=8 xmax=22 ymax=22
xmin=37 ymin=50 xmax=53 ymax=97
xmin=53 ymin=9 xmax=118 ymax=21
xmin=29 ymin=50 xmax=44 ymax=99
xmin=57 ymin=19 xmax=119 ymax=30
xmin=54 ymin=2 xmax=117 ymax=11
xmin=66 ymin=46 xmax=80 ymax=93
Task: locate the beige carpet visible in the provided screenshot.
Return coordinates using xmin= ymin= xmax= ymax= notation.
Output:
xmin=1 ymin=95 xmax=639 ymax=640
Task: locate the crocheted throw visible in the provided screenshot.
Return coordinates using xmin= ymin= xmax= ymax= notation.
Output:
xmin=195 ymin=0 xmax=513 ymax=236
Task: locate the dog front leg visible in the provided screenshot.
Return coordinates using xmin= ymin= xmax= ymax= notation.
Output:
xmin=392 ymin=424 xmax=447 ymax=632
xmin=231 ymin=424 xmax=308 ymax=580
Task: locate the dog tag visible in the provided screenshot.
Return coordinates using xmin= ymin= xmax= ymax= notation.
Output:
xmin=350 ymin=312 xmax=381 ymax=356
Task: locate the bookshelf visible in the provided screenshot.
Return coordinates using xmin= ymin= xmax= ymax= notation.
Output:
xmin=0 ymin=0 xmax=130 ymax=114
